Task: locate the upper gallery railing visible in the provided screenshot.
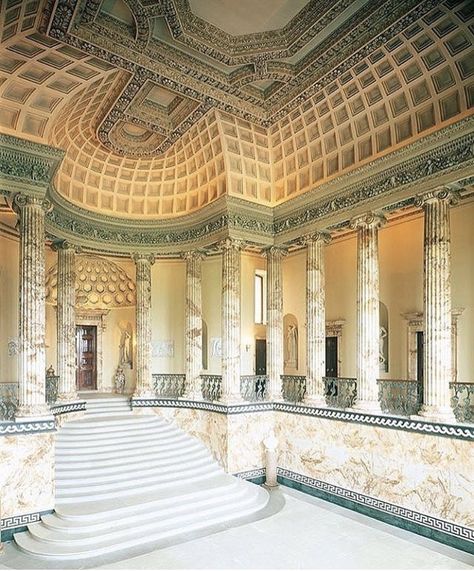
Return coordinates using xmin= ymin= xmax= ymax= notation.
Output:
xmin=201 ymin=375 xmax=222 ymax=401
xmin=240 ymin=375 xmax=268 ymax=401
xmin=45 ymin=369 xmax=59 ymax=405
xmin=152 ymin=374 xmax=186 ymax=398
xmin=281 ymin=375 xmax=306 ymax=403
xmin=377 ymin=379 xmax=423 ymax=416
xmin=324 ymin=377 xmax=357 ymax=409
xmin=0 ymin=383 xmax=18 ymax=421
xmin=450 ymin=382 xmax=474 ymax=423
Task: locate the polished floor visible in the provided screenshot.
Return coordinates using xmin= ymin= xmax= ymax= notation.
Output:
xmin=1 ymin=486 xmax=472 ymax=570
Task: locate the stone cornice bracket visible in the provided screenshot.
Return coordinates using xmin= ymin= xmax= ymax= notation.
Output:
xmin=349 ymin=212 xmax=387 ymax=231
xmin=216 ymin=237 xmax=245 ymax=252
xmin=180 ymin=250 xmax=206 ymax=261
xmin=299 ymin=232 xmax=332 ymax=247
xmin=414 ymin=187 xmax=461 ymax=208
xmin=261 ymin=245 xmax=288 ymax=258
xmin=131 ymin=252 xmax=155 ymax=265
xmin=51 ymin=239 xmax=82 ymax=254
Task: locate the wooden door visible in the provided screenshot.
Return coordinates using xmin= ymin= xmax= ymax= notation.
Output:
xmin=76 ymin=325 xmax=97 ymax=390
xmin=255 ymin=339 xmax=266 ymax=375
xmin=325 ymin=336 xmax=338 ymax=377
xmin=416 ymin=331 xmax=424 ymax=382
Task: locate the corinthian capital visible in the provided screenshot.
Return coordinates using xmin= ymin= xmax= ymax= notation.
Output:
xmin=180 ymin=250 xmax=206 ymax=262
xmin=217 ymin=238 xmax=245 ymax=252
xmin=261 ymin=245 xmax=288 ymax=259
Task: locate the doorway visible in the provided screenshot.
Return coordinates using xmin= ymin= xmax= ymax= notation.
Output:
xmin=76 ymin=325 xmax=97 ymax=390
xmin=416 ymin=331 xmax=424 ymax=382
xmin=255 ymin=339 xmax=266 ymax=375
xmin=325 ymin=336 xmax=338 ymax=377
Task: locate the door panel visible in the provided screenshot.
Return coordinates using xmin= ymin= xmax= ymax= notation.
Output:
xmin=76 ymin=325 xmax=97 ymax=390
xmin=325 ymin=336 xmax=338 ymax=377
xmin=255 ymin=339 xmax=266 ymax=375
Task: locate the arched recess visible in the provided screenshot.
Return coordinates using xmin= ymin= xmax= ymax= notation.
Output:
xmin=283 ymin=313 xmax=298 ymax=373
xmin=202 ymin=319 xmax=208 ymax=371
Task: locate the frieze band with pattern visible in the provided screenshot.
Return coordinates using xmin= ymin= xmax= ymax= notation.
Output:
xmin=0 ymin=420 xmax=56 ymax=436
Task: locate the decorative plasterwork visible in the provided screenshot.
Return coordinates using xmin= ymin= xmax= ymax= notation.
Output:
xmin=45 ymin=255 xmax=136 ymax=308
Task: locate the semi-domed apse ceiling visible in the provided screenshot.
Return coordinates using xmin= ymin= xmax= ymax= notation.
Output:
xmin=0 ymin=0 xmax=473 ymax=219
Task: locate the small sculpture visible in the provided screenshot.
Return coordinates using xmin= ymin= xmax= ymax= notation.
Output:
xmin=46 ymin=365 xmax=55 ymax=377
xmin=114 ymin=366 xmax=126 ymax=394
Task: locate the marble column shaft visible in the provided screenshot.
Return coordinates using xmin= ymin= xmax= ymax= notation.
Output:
xmin=183 ymin=251 xmax=204 ymax=399
xmin=304 ymin=233 xmax=331 ymax=405
xmin=220 ymin=239 xmax=242 ymax=403
xmin=264 ymin=247 xmax=286 ymax=400
xmin=14 ymin=194 xmax=50 ymax=418
xmin=351 ymin=213 xmax=385 ymax=411
xmin=54 ymin=241 xmax=78 ymax=401
xmin=133 ymin=254 xmax=155 ymax=398
xmin=417 ymin=189 xmax=458 ymax=421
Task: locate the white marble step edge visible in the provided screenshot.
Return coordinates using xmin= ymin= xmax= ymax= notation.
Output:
xmin=53 ymin=474 xmax=239 ymax=520
xmin=30 ymin=484 xmax=253 ymax=541
xmin=56 ymin=430 xmax=189 ymax=450
xmin=57 ymin=424 xmax=175 ymax=441
xmin=61 ymin=416 xmax=157 ymax=430
xmin=55 ymin=466 xmax=223 ymax=503
xmin=43 ymin=478 xmax=240 ymax=528
xmin=14 ymin=486 xmax=268 ymax=559
xmin=56 ymin=448 xmax=209 ymax=480
xmin=56 ymin=456 xmax=217 ymax=490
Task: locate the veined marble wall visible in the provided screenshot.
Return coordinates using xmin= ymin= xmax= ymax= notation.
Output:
xmin=275 ymin=412 xmax=474 ymax=528
xmin=0 ymin=433 xmax=54 ymax=520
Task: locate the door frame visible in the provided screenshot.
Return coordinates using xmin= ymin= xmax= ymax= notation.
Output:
xmin=76 ymin=309 xmax=109 ymax=392
xmin=76 ymin=325 xmax=98 ymax=391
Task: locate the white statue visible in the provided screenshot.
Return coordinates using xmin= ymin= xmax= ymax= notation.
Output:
xmin=120 ymin=330 xmax=132 ymax=366
xmin=379 ymin=326 xmax=388 ymax=369
xmin=114 ymin=366 xmax=126 ymax=394
xmin=286 ymin=324 xmax=298 ymax=367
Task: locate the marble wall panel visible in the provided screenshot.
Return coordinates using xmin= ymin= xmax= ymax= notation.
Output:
xmin=275 ymin=412 xmax=474 ymax=528
xmin=0 ymin=433 xmax=54 ymax=520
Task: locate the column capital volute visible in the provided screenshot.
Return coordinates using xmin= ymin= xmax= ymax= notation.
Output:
xmin=350 ymin=212 xmax=386 ymax=231
xmin=51 ymin=239 xmax=82 ymax=254
xmin=180 ymin=250 xmax=206 ymax=262
xmin=261 ymin=245 xmax=288 ymax=259
xmin=12 ymin=193 xmax=52 ymax=214
xmin=414 ymin=187 xmax=460 ymax=208
xmin=299 ymin=231 xmax=331 ymax=247
xmin=131 ymin=252 xmax=155 ymax=265
xmin=217 ymin=237 xmax=245 ymax=252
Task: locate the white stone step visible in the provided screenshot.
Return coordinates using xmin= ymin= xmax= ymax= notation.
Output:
xmin=55 ymin=430 xmax=188 ymax=451
xmin=15 ymin=485 xmax=268 ymax=560
xmin=59 ymin=417 xmax=160 ymax=433
xmin=57 ymin=424 xmax=173 ymax=441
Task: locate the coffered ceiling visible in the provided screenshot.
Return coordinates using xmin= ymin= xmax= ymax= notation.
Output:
xmin=0 ymin=0 xmax=473 ymax=220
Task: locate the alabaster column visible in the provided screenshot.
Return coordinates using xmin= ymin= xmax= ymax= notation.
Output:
xmin=132 ymin=253 xmax=155 ymax=398
xmin=220 ymin=238 xmax=243 ymax=403
xmin=182 ymin=251 xmax=204 ymax=399
xmin=416 ymin=189 xmax=458 ymax=422
xmin=13 ymin=194 xmax=51 ymax=418
xmin=53 ymin=240 xmax=79 ymax=401
xmin=303 ymin=232 xmax=331 ymax=406
xmin=351 ymin=213 xmax=386 ymax=412
xmin=263 ymin=246 xmax=286 ymax=401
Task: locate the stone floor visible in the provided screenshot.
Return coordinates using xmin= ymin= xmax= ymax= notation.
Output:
xmin=1 ymin=487 xmax=472 ymax=570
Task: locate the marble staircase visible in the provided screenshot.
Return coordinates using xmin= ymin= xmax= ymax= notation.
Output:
xmin=14 ymin=395 xmax=269 ymax=561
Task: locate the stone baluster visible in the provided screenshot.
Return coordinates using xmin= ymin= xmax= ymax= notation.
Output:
xmin=415 ymin=188 xmax=459 ymax=422
xmin=351 ymin=213 xmax=386 ymax=412
xmin=13 ymin=194 xmax=51 ymax=418
xmin=132 ymin=253 xmax=155 ymax=398
xmin=263 ymin=246 xmax=286 ymax=400
xmin=220 ymin=238 xmax=243 ymax=403
xmin=303 ymin=232 xmax=331 ymax=406
xmin=182 ymin=251 xmax=204 ymax=399
xmin=53 ymin=240 xmax=80 ymax=402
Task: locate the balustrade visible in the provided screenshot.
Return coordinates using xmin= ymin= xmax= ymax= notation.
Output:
xmin=45 ymin=371 xmax=59 ymax=405
xmin=281 ymin=375 xmax=306 ymax=403
xmin=377 ymin=379 xmax=422 ymax=416
xmin=450 ymin=382 xmax=474 ymax=423
xmin=0 ymin=383 xmax=19 ymax=421
xmin=324 ymin=377 xmax=357 ymax=408
xmin=240 ymin=375 xmax=268 ymax=401
xmin=201 ymin=375 xmax=222 ymax=401
xmin=152 ymin=374 xmax=186 ymax=398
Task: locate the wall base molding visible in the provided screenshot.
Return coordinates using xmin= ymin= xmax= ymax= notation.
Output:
xmin=0 ymin=510 xmax=54 ymax=541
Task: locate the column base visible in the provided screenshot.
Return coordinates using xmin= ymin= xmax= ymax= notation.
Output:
xmin=132 ymin=389 xmax=156 ymax=400
xmin=414 ymin=405 xmax=456 ymax=424
xmin=57 ymin=392 xmax=79 ymax=403
xmin=183 ymin=391 xmax=202 ymax=401
xmin=303 ymin=396 xmax=327 ymax=408
xmin=219 ymin=393 xmax=243 ymax=405
xmin=15 ymin=403 xmax=54 ymax=421
xmin=352 ymin=399 xmax=382 ymax=413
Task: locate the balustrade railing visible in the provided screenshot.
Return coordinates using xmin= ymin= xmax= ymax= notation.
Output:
xmin=281 ymin=375 xmax=306 ymax=403
xmin=0 ymin=383 xmax=19 ymax=421
xmin=152 ymin=374 xmax=186 ymax=398
xmin=377 ymin=379 xmax=422 ymax=416
xmin=324 ymin=377 xmax=357 ymax=408
xmin=45 ymin=374 xmax=59 ymax=405
xmin=201 ymin=375 xmax=222 ymax=401
xmin=240 ymin=375 xmax=268 ymax=401
xmin=450 ymin=382 xmax=474 ymax=423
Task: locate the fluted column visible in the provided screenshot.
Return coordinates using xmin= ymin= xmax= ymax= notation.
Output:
xmin=263 ymin=246 xmax=286 ymax=400
xmin=132 ymin=253 xmax=155 ymax=398
xmin=351 ymin=213 xmax=386 ymax=412
xmin=220 ymin=238 xmax=243 ymax=403
xmin=182 ymin=251 xmax=204 ymax=399
xmin=416 ymin=188 xmax=458 ymax=422
xmin=53 ymin=240 xmax=79 ymax=401
xmin=303 ymin=232 xmax=331 ymax=406
xmin=13 ymin=194 xmax=51 ymax=418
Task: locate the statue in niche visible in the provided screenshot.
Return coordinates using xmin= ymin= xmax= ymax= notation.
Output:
xmin=114 ymin=366 xmax=126 ymax=394
xmin=286 ymin=324 xmax=298 ymax=369
xmin=379 ymin=301 xmax=389 ymax=372
xmin=119 ymin=329 xmax=132 ymax=367
xmin=379 ymin=326 xmax=388 ymax=369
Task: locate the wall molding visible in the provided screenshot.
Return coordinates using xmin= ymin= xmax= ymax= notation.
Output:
xmin=131 ymin=398 xmax=274 ymax=415
xmin=50 ymin=401 xmax=86 ymax=416
xmin=0 ymin=420 xmax=56 ymax=436
xmin=0 ymin=510 xmax=54 ymax=541
xmin=277 ymin=468 xmax=474 ymax=554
